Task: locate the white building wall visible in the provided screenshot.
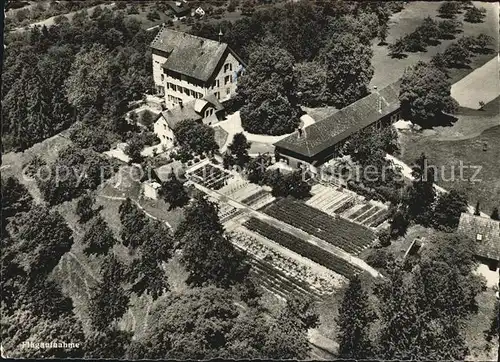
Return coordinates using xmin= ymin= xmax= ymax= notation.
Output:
xmin=209 ymin=52 xmax=243 ymax=102
xmin=152 ymin=50 xmax=168 ymax=93
xmin=164 ymin=76 xmax=206 ymax=109
xmin=153 ymin=115 xmax=176 ymax=149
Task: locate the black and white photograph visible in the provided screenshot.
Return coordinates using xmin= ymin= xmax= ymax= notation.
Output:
xmin=1 ymin=0 xmax=499 ymax=360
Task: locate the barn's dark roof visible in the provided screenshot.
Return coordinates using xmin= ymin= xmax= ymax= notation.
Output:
xmin=274 ymin=82 xmax=401 ymax=158
xmin=458 ymin=213 xmax=500 ymax=261
xmin=151 ymin=28 xmax=228 ymax=82
xmin=167 ymin=1 xmax=191 ymax=16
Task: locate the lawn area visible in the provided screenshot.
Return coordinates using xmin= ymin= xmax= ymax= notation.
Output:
xmin=370 ymin=1 xmax=499 ymax=89
xmin=464 ymin=288 xmax=499 ymax=361
xmin=400 ymin=118 xmax=500 ymax=215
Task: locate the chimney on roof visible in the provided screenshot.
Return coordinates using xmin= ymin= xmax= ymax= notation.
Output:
xmin=218 ymin=28 xmax=223 ymax=43
xmin=374 ymin=86 xmax=382 ymax=114
xmin=297 ymin=128 xmax=303 ymax=138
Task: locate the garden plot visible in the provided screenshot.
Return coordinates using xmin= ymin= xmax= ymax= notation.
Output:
xmin=262 ymin=199 xmax=376 ymax=255
xmin=186 ymin=162 xmax=234 ymax=190
xmin=307 ymin=184 xmax=389 ymax=228
xmin=219 ymin=179 xmax=275 ymax=209
xmin=232 ymin=230 xmax=346 ymax=296
xmin=243 ymin=217 xmax=362 ymax=279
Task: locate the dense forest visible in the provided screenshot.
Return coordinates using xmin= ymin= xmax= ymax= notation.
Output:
xmin=2 ymin=7 xmax=155 ymax=151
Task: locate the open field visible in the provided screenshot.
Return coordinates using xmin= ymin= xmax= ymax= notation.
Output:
xmin=370 ymin=1 xmax=499 ymax=89
xmin=400 ymin=97 xmax=500 ymax=214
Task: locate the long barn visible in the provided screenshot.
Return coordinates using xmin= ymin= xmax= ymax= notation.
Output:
xmin=274 ymin=82 xmax=401 ymax=173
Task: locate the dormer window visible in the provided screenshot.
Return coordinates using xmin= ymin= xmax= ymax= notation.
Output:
xmin=476 ymin=233 xmax=483 ymax=241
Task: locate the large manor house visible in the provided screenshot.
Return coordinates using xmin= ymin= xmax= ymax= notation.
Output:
xmin=150 ymin=29 xmax=402 ymax=168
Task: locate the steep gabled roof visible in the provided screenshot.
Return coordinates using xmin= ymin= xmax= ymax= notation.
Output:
xmin=274 ymin=81 xmax=401 ymax=158
xmin=156 ymin=95 xmax=225 ymax=130
xmin=458 ymin=213 xmax=500 ymax=261
xmin=151 ymin=28 xmax=229 ymax=82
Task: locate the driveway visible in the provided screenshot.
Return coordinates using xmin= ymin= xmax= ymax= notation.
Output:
xmin=451 ymin=56 xmax=500 ymax=110
xmin=217 ymin=111 xmax=315 ymax=152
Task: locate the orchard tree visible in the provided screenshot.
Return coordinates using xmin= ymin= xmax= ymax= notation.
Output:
xmin=475 ymin=34 xmax=493 ymax=53
xmin=159 ymin=174 xmax=189 ymax=210
xmin=223 ymin=132 xmax=251 ymax=169
xmin=88 ymin=255 xmax=129 ymax=331
xmin=438 ymin=1 xmax=460 ymax=19
xmin=443 ymin=42 xmax=472 ymax=68
xmin=82 ymin=216 xmax=117 ymax=256
xmin=319 ymin=33 xmax=374 ymax=108
xmin=399 ymin=62 xmax=454 ymax=126
xmin=438 ymin=19 xmax=462 ymax=39
xmin=238 ymin=43 xmax=301 ymax=135
xmin=464 ymin=6 xmax=486 ymax=23
xmin=337 ymin=275 xmax=376 ymax=359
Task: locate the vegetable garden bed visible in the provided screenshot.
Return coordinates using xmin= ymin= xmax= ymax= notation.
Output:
xmin=262 ymin=199 xmax=376 ymax=254
xmin=243 ymin=218 xmax=362 ymax=279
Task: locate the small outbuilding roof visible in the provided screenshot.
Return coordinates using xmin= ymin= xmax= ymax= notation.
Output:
xmin=458 ymin=213 xmax=500 ymax=261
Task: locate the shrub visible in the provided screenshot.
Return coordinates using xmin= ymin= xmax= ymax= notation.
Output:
xmin=377 ymin=229 xmax=391 ymax=247
xmin=366 ymin=249 xmax=392 ymax=269
xmin=464 ymin=6 xmax=486 ymax=23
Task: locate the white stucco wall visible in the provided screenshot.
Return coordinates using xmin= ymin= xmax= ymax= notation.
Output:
xmin=153 ymin=115 xmax=176 ymax=148
xmin=209 ymin=52 xmax=243 ymax=102
xmin=152 ymin=50 xmax=168 ymax=90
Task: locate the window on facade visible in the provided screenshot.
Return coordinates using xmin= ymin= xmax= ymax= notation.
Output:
xmin=224 ymin=75 xmax=231 ymax=85
xmin=172 ymin=84 xmax=177 ymax=92
xmin=226 ymin=88 xmax=231 ymax=95
xmin=160 ymin=74 xmax=164 ymax=82
xmin=215 ymin=92 xmax=220 ymax=100
xmin=224 ymin=63 xmax=232 ymax=72
xmin=216 ymin=80 xmax=220 ymax=88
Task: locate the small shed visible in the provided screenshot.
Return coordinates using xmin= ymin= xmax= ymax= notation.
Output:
xmin=458 ymin=213 xmax=500 ymax=270
xmin=143 ymin=181 xmax=162 ymax=200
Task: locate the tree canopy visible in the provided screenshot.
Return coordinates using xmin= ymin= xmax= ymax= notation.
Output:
xmin=238 ymin=43 xmax=301 ymax=135
xmin=399 ymin=62 xmax=454 ymax=126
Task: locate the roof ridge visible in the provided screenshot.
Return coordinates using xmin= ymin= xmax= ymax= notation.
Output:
xmin=161 ymin=28 xmax=227 ymax=46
